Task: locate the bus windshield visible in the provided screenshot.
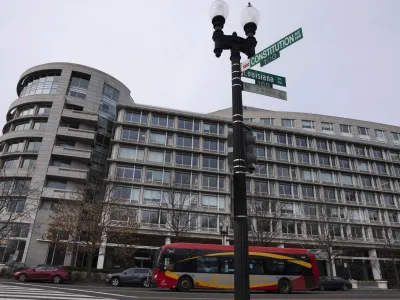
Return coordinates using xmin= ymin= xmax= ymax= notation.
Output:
xmin=152 ymin=248 xmax=161 ymax=270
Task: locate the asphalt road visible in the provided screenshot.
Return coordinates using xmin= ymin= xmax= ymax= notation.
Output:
xmin=1 ymin=280 xmax=400 ymax=300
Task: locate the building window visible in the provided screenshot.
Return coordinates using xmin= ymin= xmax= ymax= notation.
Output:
xmin=324 ymin=188 xmax=336 ymax=201
xmin=0 ymin=240 xmax=26 ymax=264
xmin=103 ymin=83 xmax=120 ymax=101
xmin=47 ymin=180 xmax=67 ymax=189
xmin=389 ymin=151 xmax=400 ymax=161
xmin=388 ymin=212 xmax=398 ymax=223
xmin=321 ymin=172 xmax=333 ymax=183
xmin=364 ymin=193 xmax=376 ymax=205
xmin=306 ymin=223 xmax=319 ymax=236
xmin=302 ymin=120 xmax=315 ymax=130
xmin=361 ymin=176 xmax=373 ymax=188
xmin=203 ymin=123 xmax=224 ymax=135
xmin=26 ymin=140 xmax=41 ymax=152
xmin=302 ymin=185 xmax=314 ymax=199
xmin=67 ymin=73 xmax=90 ymax=99
xmin=176 ymin=135 xmax=199 ymax=149
xmin=255 ymin=146 xmax=265 ymax=158
xmin=202 ymin=156 xmax=224 ymax=171
xmin=176 ymin=153 xmax=198 ymax=169
xmin=358 ymin=126 xmax=369 ymax=136
xmin=300 ymin=169 xmax=312 ymax=181
xmin=341 ymin=174 xmax=353 ymax=186
xmin=95 ymin=134 xmax=110 ymax=150
xmin=14 ymin=122 xmax=31 ymax=131
xmin=175 ymin=172 xmax=198 ymax=187
xmin=304 ymin=204 xmax=316 ymax=216
xmin=275 ymin=149 xmax=288 ymax=161
xmin=51 ymin=159 xmax=71 ymax=168
xmin=121 ymin=128 xmax=146 ymax=142
xmin=392 ymin=132 xmax=400 ymax=141
xmin=119 ymin=146 xmax=145 ymax=161
xmin=345 ymin=190 xmax=357 ymax=202
xmin=254 ymin=181 xmax=268 ymax=195
xmin=375 ymin=129 xmax=385 ymax=139
xmin=354 ymin=146 xmax=365 ymax=156
xmin=278 ymin=183 xmax=292 ymax=197
xmin=339 ymin=157 xmax=350 ymax=169
xmin=281 ymin=119 xmax=295 ymax=128
xmin=295 ymin=136 xmax=307 ymax=147
xmin=244 ymin=118 xmax=254 ymax=123
xmin=57 ymin=140 xmax=74 ymax=149
xmin=373 ymin=148 xmax=383 ymax=159
xmin=37 ymin=105 xmax=51 ymax=116
xmin=201 ymin=195 xmax=225 ymax=211
xmin=340 ymin=124 xmax=351 ymax=134
xmin=7 ymin=199 xmax=26 ymax=213
xmin=141 ymin=209 xmax=167 ymax=227
xmin=18 ymin=106 xmax=35 ymax=117
xmin=33 ymin=120 xmax=47 ymax=131
xmin=7 ymin=141 xmax=25 ymax=153
xmin=253 ymin=130 xmax=265 ymax=142
xmin=275 ymin=134 xmax=287 ymax=145
xmin=147 ymin=149 xmax=171 ymax=164
xmin=297 ymin=152 xmax=309 ymax=164
xmin=375 ymin=163 xmax=386 ymax=174
xmin=116 ymin=166 xmax=142 ymax=182
xmin=316 ymin=140 xmax=328 ymax=151
xmin=112 ymin=186 xmax=140 ymax=203
xmin=21 ymin=158 xmax=36 ymax=169
xmin=145 ymin=169 xmax=170 ymax=185
xmin=277 ymin=166 xmax=290 ymax=179
xmin=2 ymin=159 xmax=18 ymax=169
xmin=203 ymin=138 xmax=224 ymax=153
xmin=19 ymin=71 xmax=61 ymax=97
xmin=358 ymin=160 xmax=369 ymax=172
xmin=321 ymin=122 xmax=334 ymax=131
xmin=151 ymin=114 xmax=174 ymax=128
xmin=125 ymin=111 xmax=148 ymax=124
xmin=380 ymin=179 xmax=391 ymax=190
xmin=149 ymin=132 xmax=173 ymax=146
xmin=201 ymin=215 xmax=218 ymax=231
xmin=98 ymin=116 xmax=113 ymax=135
xmin=383 ymin=194 xmax=395 ymax=206
xmin=260 ymin=118 xmax=274 ymax=125
xmin=351 ymin=226 xmax=363 ymax=238
xmin=336 ymin=143 xmax=347 ymax=154
xmin=177 ymin=118 xmax=199 ymax=132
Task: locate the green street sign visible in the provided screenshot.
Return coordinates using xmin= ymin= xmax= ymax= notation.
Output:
xmin=260 ymin=52 xmax=280 ymax=67
xmin=243 ymin=69 xmax=286 ymax=87
xmin=242 ymin=82 xmax=287 ymax=101
xmin=255 ymin=80 xmax=272 ymax=88
xmin=241 ymin=28 xmax=303 ymax=71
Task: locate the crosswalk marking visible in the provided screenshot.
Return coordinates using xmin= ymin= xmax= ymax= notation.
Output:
xmin=0 ymin=284 xmax=115 ymax=300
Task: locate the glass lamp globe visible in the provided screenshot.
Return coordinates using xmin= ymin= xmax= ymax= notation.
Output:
xmin=241 ymin=2 xmax=260 ymax=27
xmin=209 ymin=0 xmax=229 ymax=20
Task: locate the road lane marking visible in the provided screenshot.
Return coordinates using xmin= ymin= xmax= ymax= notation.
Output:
xmin=8 ymin=282 xmax=137 ymax=298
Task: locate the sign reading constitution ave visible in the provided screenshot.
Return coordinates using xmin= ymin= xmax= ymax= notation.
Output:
xmin=260 ymin=52 xmax=280 ymax=67
xmin=242 ymin=69 xmax=286 ymax=87
xmin=242 ymin=82 xmax=287 ymax=101
xmin=241 ymin=28 xmax=303 ymax=71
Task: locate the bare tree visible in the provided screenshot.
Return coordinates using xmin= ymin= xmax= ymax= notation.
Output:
xmin=299 ymin=206 xmax=351 ymax=276
xmin=147 ymin=182 xmax=198 ymax=241
xmin=247 ymin=199 xmax=282 ymax=246
xmin=0 ymin=169 xmax=41 ymax=245
xmin=46 ymin=179 xmax=140 ymax=276
xmin=377 ymin=231 xmax=400 ymax=286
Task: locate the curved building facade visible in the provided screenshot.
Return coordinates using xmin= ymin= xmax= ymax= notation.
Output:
xmin=1 ymin=63 xmax=399 ymax=284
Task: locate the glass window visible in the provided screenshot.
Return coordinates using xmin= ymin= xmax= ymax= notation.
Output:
xmin=389 ymin=151 xmax=400 ymax=161
xmin=341 ymin=174 xmax=353 ymax=186
xmin=197 ymin=257 xmax=219 ymax=273
xmin=253 ymin=131 xmax=265 ymax=142
xmin=321 ymin=122 xmax=334 ymax=131
xmin=176 ymin=135 xmax=199 ymax=149
xmin=203 ymin=156 xmax=224 ymax=171
xmin=37 ymin=105 xmax=51 ymax=116
xmin=19 ymin=71 xmax=61 ymax=97
xmin=339 ymin=157 xmax=350 ymax=169
xmin=119 ymin=146 xmax=144 ymax=161
xmin=297 ymin=152 xmax=309 ymax=164
xmin=47 ymin=180 xmax=67 ymax=189
xmin=178 ymin=119 xmax=199 ymax=132
xmin=276 ymin=149 xmax=288 ymax=161
xmin=376 ymin=163 xmax=386 ymax=174
xmin=318 ymin=155 xmax=330 ymax=167
xmin=365 ymin=193 xmax=376 ymax=205
xmin=26 ymin=141 xmax=41 ymax=152
xmin=304 ymin=204 xmax=316 ymax=216
xmin=151 ymin=115 xmax=173 ymax=128
xmin=201 ymin=215 xmax=218 ymax=230
xmin=373 ymin=148 xmax=383 ymax=159
xmin=302 ymin=185 xmax=314 ymax=198
xmin=244 ymin=118 xmax=254 ymax=123
xmin=102 ymin=83 xmax=120 ymax=101
xmin=145 ymin=169 xmax=170 ymax=185
xmin=354 ymin=146 xmax=365 ymax=156
xmin=260 ymin=118 xmax=274 ymax=125
xmin=18 ymin=106 xmax=35 ymax=117
xmin=392 ymin=132 xmax=400 ymax=141
xmin=336 ymin=143 xmax=346 ymax=153
xmin=175 ymin=172 xmax=198 ymax=187
xmin=277 ymin=166 xmax=290 ymax=178
xmin=275 ymin=134 xmax=286 ymax=145
xmin=201 ymin=195 xmax=225 ymax=211
xmin=125 ymin=111 xmax=148 ymax=124
xmin=143 ymin=190 xmax=166 ymax=204
xmin=116 ymin=166 xmax=142 ymax=182
xmin=176 ymin=153 xmax=199 ymax=168
xmin=295 ymin=136 xmax=307 ymax=147
xmin=203 ymin=122 xmax=224 ymax=135
xmin=362 ymin=176 xmax=373 ymax=188
xmin=254 ymin=181 xmax=268 ymax=195
xmin=141 ymin=209 xmax=166 ymax=226
xmin=121 ymin=128 xmax=146 ymax=142
xmin=14 ymin=122 xmax=31 ymax=131
xmin=375 ymin=130 xmax=385 ymax=139
xmin=21 ymin=158 xmax=36 ymax=169
xmin=358 ymin=160 xmax=369 ymax=172
xmin=302 ymin=120 xmax=315 ymax=130
xmin=281 ymin=119 xmax=295 ymax=128
xmin=112 ymin=186 xmax=140 ymax=203
xmin=7 ymin=200 xmax=26 ymax=213
xmin=380 ymin=179 xmax=391 ymax=190
xmin=324 ymin=188 xmax=336 ymax=200
xmin=345 ymin=190 xmax=357 ymax=202
xmin=340 ymin=124 xmax=351 ymax=133
xmin=358 ymin=127 xmax=369 ymax=136
xmin=67 ymin=73 xmax=90 ymax=99
xmin=149 ymin=132 xmax=173 ymax=146
xmin=316 ymin=140 xmax=328 ymax=150
xmin=202 ymin=175 xmax=224 ymax=191
xmin=33 ymin=121 xmax=47 ymax=131
xmin=51 ymin=159 xmax=71 ymax=168
xmin=321 ymin=172 xmax=333 ymax=183
xmin=98 ymin=116 xmax=113 ymax=134
xmin=279 ymin=183 xmax=292 ymax=196
xmin=255 ymin=146 xmax=265 ymax=158
xmin=2 ymin=159 xmax=18 ymax=169
xmin=147 ymin=149 xmax=171 ymax=164
xmin=384 ymin=194 xmax=395 ymax=206
xmin=203 ymin=138 xmax=224 ymax=153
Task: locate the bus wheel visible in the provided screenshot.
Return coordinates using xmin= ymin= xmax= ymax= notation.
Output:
xmin=177 ymin=276 xmax=193 ymax=292
xmin=278 ymin=279 xmax=292 ymax=294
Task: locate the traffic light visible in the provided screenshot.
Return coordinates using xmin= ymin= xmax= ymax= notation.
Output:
xmin=227 ymin=129 xmax=257 ymax=173
xmin=244 ymin=130 xmax=257 ymax=173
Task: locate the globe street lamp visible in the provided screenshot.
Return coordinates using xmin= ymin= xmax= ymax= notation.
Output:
xmin=219 ymin=220 xmax=229 ymax=245
xmin=210 ymin=2 xmax=259 ymax=300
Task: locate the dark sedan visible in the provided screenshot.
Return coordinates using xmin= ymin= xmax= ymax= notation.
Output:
xmin=105 ymin=268 xmax=152 ymax=287
xmin=319 ymin=276 xmax=353 ymax=291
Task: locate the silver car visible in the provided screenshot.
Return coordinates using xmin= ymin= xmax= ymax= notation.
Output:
xmin=105 ymin=268 xmax=152 ymax=287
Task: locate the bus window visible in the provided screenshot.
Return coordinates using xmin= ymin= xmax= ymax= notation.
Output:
xmin=197 ymin=257 xmax=218 ymax=273
xmin=220 ymin=257 xmax=234 ymax=274
xmin=249 ymin=258 xmax=264 ymax=275
xmin=264 ymin=257 xmax=284 ymax=275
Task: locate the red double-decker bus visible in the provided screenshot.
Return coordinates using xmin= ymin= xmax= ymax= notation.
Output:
xmin=152 ymin=243 xmax=319 ymax=294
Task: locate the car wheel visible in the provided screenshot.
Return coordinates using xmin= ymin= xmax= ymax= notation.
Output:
xmin=320 ymin=284 xmax=325 ymax=291
xmin=142 ymin=278 xmax=150 ymax=288
xmin=342 ymin=284 xmax=348 ymax=291
xmin=18 ymin=274 xmax=27 ymax=282
xmin=111 ymin=277 xmax=120 ymax=287
xmin=177 ymin=276 xmax=193 ymax=292
xmin=278 ymin=279 xmax=292 ymax=294
xmin=52 ymin=276 xmax=61 ymax=284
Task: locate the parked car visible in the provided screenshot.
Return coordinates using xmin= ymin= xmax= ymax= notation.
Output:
xmin=13 ymin=265 xmax=70 ymax=284
xmin=319 ymin=276 xmax=352 ymax=291
xmin=105 ymin=268 xmax=152 ymax=287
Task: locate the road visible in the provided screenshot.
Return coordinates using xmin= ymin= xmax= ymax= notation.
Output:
xmin=0 ymin=280 xmax=399 ymax=300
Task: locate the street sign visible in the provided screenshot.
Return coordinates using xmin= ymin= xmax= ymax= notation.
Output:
xmin=241 ymin=28 xmax=303 ymax=71
xmin=260 ymin=52 xmax=280 ymax=67
xmin=242 ymin=82 xmax=287 ymax=101
xmin=242 ymin=69 xmax=286 ymax=87
xmin=255 ymin=80 xmax=272 ymax=88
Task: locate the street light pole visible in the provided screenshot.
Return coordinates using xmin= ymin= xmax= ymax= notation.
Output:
xmin=210 ymin=2 xmax=259 ymax=300
xmin=219 ymin=219 xmax=229 ymax=245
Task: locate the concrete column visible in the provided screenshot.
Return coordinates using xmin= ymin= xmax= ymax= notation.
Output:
xmin=326 ymin=260 xmax=337 ymax=276
xmin=368 ymin=249 xmax=382 ymax=280
xmin=96 ymin=243 xmax=106 ymax=269
xmin=277 ymin=244 xmax=284 ymax=248
xmin=165 ymin=237 xmax=171 ymax=245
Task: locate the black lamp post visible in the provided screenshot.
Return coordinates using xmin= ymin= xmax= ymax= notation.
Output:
xmin=210 ymin=2 xmax=259 ymax=300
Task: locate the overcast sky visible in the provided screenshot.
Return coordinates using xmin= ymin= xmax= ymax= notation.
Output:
xmin=0 ymin=0 xmax=399 ymax=130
